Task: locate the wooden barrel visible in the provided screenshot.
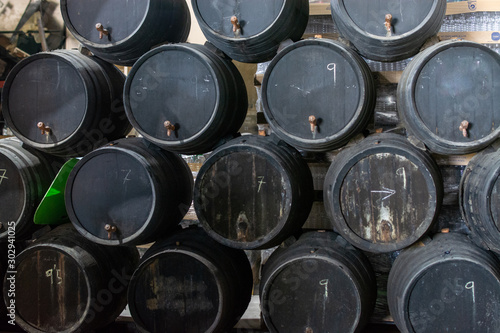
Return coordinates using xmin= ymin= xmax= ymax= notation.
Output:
xmin=398 ymin=40 xmax=500 ymax=155
xmin=324 ymin=133 xmax=443 ymax=253
xmin=123 ymin=43 xmax=248 ymax=155
xmin=194 ymin=135 xmax=314 ymax=250
xmin=191 ymin=0 xmax=309 ymax=63
xmin=128 ymin=226 xmax=253 ymax=333
xmin=0 ymin=138 xmax=60 ymax=241
xmin=460 ymin=144 xmax=500 ymax=254
xmin=60 ymin=0 xmax=191 ymax=66
xmin=4 ymin=224 xmax=139 ymax=333
xmin=330 ymin=0 xmax=446 ymax=62
xmin=388 ymin=232 xmax=500 ymax=332
xmin=260 ymin=230 xmax=376 ymax=333
xmin=262 ymin=38 xmax=376 ymax=152
xmin=65 ymin=138 xmax=193 ymax=246
xmin=1 ymin=50 xmax=131 ymax=157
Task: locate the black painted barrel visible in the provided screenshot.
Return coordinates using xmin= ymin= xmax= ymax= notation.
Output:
xmin=60 ymin=0 xmax=191 ymax=66
xmin=0 ymin=138 xmax=59 ymax=241
xmin=191 ymin=0 xmax=309 ymax=63
xmin=194 ymin=135 xmax=314 ymax=250
xmin=460 ymin=144 xmax=500 ymax=254
xmin=128 ymin=226 xmax=253 ymax=333
xmin=388 ymin=232 xmax=500 ymax=332
xmin=1 ymin=50 xmax=131 ymax=157
xmin=65 ymin=138 xmax=193 ymax=246
xmin=330 ymin=0 xmax=446 ymax=62
xmin=398 ymin=40 xmax=500 ymax=155
xmin=260 ymin=230 xmax=376 ymax=333
xmin=324 ymin=133 xmax=443 ymax=253
xmin=124 ymin=43 xmax=248 ymax=155
xmin=262 ymin=38 xmax=376 ymax=152
xmin=4 ymin=224 xmax=139 ymax=333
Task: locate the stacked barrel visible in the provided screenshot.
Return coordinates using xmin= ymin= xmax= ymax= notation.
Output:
xmin=1 ymin=0 xmax=500 ymax=332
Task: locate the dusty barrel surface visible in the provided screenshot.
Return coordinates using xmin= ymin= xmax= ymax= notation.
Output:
xmin=460 ymin=144 xmax=500 ymax=253
xmin=330 ymin=0 xmax=446 ymax=62
xmin=388 ymin=232 xmax=500 ymax=333
xmin=123 ymin=43 xmax=248 ymax=155
xmin=4 ymin=224 xmax=139 ymax=333
xmin=324 ymin=133 xmax=443 ymax=253
xmin=60 ymin=0 xmax=191 ymax=66
xmin=260 ymin=231 xmax=377 ymax=333
xmin=191 ymin=0 xmax=309 ymax=63
xmin=127 ymin=226 xmax=253 ymax=333
xmin=262 ymin=38 xmax=375 ymax=152
xmin=194 ymin=135 xmax=314 ymax=250
xmin=65 ymin=138 xmax=193 ymax=246
xmin=1 ymin=50 xmax=131 ymax=157
xmin=398 ymin=40 xmax=500 ymax=155
xmin=0 ymin=138 xmax=60 ymax=241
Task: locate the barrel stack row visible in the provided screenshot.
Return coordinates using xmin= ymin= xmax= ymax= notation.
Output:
xmin=1 ymin=0 xmax=500 ymax=333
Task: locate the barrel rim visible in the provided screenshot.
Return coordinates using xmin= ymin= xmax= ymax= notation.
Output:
xmin=60 ymin=0 xmax=150 ymax=49
xmin=484 ymin=161 xmax=500 ymax=232
xmin=331 ymin=0 xmax=443 ymax=43
xmin=11 ymin=243 xmax=93 ymax=333
xmin=2 ymin=52 xmax=90 ymax=149
xmin=325 ymin=134 xmax=441 ymax=253
xmin=123 ymin=44 xmax=223 ymax=150
xmin=0 ymin=144 xmax=29 ymax=233
xmin=459 ymin=149 xmax=500 ymax=246
xmin=261 ymin=255 xmax=363 ymax=332
xmin=194 ymin=142 xmax=295 ymax=250
xmin=128 ymin=248 xmax=225 ymax=333
xmin=261 ymin=38 xmax=373 ymax=152
xmin=65 ymin=145 xmax=159 ymax=246
xmin=400 ymin=40 xmax=500 ymax=154
xmin=191 ymin=0 xmax=287 ymax=42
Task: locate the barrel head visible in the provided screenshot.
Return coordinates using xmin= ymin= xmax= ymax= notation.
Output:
xmin=399 ymin=41 xmax=500 ymax=154
xmin=63 ymin=0 xmax=149 ymax=46
xmin=14 ymin=248 xmax=89 ymax=332
xmin=196 ymin=150 xmax=292 ymax=249
xmin=67 ymin=149 xmax=155 ymax=243
xmin=130 ymin=252 xmax=222 ymax=332
xmin=125 ymin=47 xmax=218 ymax=142
xmin=262 ymin=39 xmax=374 ymax=151
xmin=342 ymin=0 xmax=434 ymax=37
xmin=194 ymin=0 xmax=285 ymax=39
xmin=263 ymin=257 xmax=362 ymax=333
xmin=3 ymin=56 xmax=87 ymax=145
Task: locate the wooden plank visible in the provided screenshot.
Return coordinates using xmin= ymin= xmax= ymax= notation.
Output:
xmin=375 ymin=71 xmax=403 ymax=85
xmin=439 ymin=31 xmax=500 ymax=44
xmin=233 ymin=296 xmax=265 ymax=330
xmin=432 ymin=153 xmax=476 ymax=166
xmin=445 ymin=0 xmax=500 ymax=15
xmin=309 ymin=3 xmax=331 ymax=16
